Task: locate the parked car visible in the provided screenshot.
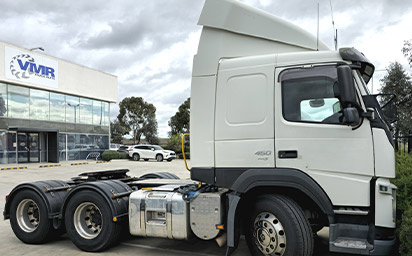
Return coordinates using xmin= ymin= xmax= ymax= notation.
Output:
xmin=109 ymin=144 xmax=121 ymax=151
xmin=117 ymin=145 xmax=133 ymax=153
xmin=128 ymin=144 xmax=176 ymax=162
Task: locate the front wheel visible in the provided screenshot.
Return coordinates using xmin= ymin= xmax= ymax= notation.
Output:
xmin=156 ymin=154 xmax=163 ymax=162
xmin=64 ymin=190 xmax=121 ymax=252
xmin=245 ymin=194 xmax=313 ymax=256
xmin=9 ymin=190 xmax=55 ymax=244
xmin=132 ymin=153 xmax=140 ymax=161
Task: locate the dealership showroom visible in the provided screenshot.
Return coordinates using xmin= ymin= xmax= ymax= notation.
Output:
xmin=0 ymin=41 xmax=117 ymax=164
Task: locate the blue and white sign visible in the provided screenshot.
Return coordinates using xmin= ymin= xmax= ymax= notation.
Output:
xmin=5 ymin=46 xmax=58 ymax=88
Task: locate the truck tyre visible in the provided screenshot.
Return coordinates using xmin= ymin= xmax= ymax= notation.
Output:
xmin=132 ymin=153 xmax=140 ymax=161
xmin=156 ymin=154 xmax=163 ymax=162
xmin=9 ymin=189 xmax=54 ymax=244
xmin=64 ymin=190 xmax=121 ymax=252
xmin=245 ymin=194 xmax=313 ymax=256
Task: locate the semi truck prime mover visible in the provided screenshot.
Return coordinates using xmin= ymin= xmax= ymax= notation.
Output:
xmin=3 ymin=1 xmax=398 ymax=256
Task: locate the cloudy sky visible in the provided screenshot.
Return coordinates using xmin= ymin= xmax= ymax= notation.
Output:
xmin=1 ymin=0 xmax=411 ymax=138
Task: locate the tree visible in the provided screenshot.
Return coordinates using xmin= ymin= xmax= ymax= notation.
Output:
xmin=380 ymin=61 xmax=412 ymax=138
xmin=117 ymin=97 xmax=159 ymax=144
xmin=402 ymin=39 xmax=412 ymax=67
xmin=110 ymin=120 xmax=127 ymax=144
xmin=168 ymin=97 xmax=190 ymax=136
xmin=167 ymin=133 xmax=182 ymax=154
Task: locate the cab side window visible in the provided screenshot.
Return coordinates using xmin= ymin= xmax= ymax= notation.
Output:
xmin=281 ymin=66 xmax=344 ymax=124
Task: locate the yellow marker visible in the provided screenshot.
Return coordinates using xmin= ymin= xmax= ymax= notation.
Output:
xmin=113 ymin=217 xmax=118 ymax=222
xmin=141 ymin=187 xmax=152 ymax=191
xmin=181 ymin=133 xmax=190 ymax=171
xmin=216 ymin=225 xmax=224 ymax=230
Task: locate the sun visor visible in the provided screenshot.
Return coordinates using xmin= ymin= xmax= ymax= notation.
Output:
xmin=339 ymin=48 xmax=375 ymax=84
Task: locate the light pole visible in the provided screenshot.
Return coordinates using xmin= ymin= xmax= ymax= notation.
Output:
xmin=67 ymin=103 xmax=79 ymax=123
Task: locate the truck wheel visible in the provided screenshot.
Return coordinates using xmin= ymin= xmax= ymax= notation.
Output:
xmin=156 ymin=154 xmax=163 ymax=162
xmin=9 ymin=189 xmax=54 ymax=244
xmin=65 ymin=190 xmax=121 ymax=252
xmin=132 ymin=153 xmax=140 ymax=161
xmin=245 ymin=194 xmax=313 ymax=256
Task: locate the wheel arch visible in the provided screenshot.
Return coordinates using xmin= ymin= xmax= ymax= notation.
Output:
xmin=231 ymin=168 xmax=335 ymax=224
xmin=61 ymin=180 xmax=131 ymax=223
xmin=4 ymin=180 xmax=69 ymax=222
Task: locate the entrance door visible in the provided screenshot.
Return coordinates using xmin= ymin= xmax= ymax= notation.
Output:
xmin=17 ymin=132 xmax=39 ymax=163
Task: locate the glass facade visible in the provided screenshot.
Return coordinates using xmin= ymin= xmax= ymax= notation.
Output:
xmin=0 ymin=130 xmax=109 ymax=164
xmin=0 ymin=82 xmax=110 ymax=125
xmin=0 ymin=83 xmax=111 ymax=164
xmin=50 ymin=92 xmax=66 ymax=122
xmin=8 ymin=85 xmax=29 ymax=119
xmin=30 ymin=89 xmax=49 ymax=120
xmin=61 ymin=133 xmax=109 ymax=161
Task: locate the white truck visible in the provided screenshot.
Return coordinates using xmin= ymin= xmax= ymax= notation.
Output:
xmin=3 ymin=1 xmax=397 ymax=255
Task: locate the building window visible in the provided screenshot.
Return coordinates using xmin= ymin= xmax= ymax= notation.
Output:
xmin=0 ymin=83 xmax=7 ymax=117
xmin=30 ymin=89 xmax=50 ymax=121
xmin=103 ymin=102 xmax=110 ymax=126
xmin=58 ymin=133 xmax=66 ymax=161
xmin=8 ymin=85 xmax=29 ymax=119
xmin=80 ymin=98 xmax=92 ymax=124
xmin=92 ymin=100 xmax=102 ymax=125
xmin=50 ymin=92 xmax=66 ymax=122
xmin=66 ymin=95 xmax=80 ymax=123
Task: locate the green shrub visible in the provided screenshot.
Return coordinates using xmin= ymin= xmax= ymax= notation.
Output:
xmin=101 ymin=150 xmax=128 ymax=161
xmin=393 ymin=153 xmax=412 ymax=255
xmin=177 ymin=153 xmax=190 ymax=159
xmin=399 ymin=206 xmax=412 ymax=256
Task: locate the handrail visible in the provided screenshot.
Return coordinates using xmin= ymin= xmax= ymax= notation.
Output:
xmin=181 ymin=133 xmax=190 ymax=171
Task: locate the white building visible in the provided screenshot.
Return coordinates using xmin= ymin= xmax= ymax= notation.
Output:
xmin=0 ymin=41 xmax=117 ymax=164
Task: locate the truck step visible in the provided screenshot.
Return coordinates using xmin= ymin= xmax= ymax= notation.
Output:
xmin=333 ymin=238 xmax=368 ymax=250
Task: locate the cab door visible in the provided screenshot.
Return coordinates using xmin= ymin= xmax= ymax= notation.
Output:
xmin=274 ymin=65 xmax=374 ymax=207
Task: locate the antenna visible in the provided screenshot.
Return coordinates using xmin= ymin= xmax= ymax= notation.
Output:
xmin=317 ymin=3 xmax=319 ymax=51
xmin=330 ymin=0 xmax=337 ymax=50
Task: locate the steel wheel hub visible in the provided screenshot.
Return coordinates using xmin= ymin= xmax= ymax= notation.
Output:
xmin=16 ymin=199 xmax=40 ymax=233
xmin=74 ymin=202 xmax=103 ymax=239
xmin=253 ymin=212 xmax=286 ymax=255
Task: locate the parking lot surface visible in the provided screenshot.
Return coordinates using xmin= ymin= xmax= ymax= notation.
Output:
xmin=0 ymin=159 xmax=354 ymax=256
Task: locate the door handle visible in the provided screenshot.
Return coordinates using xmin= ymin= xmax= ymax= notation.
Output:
xmin=278 ymin=150 xmax=298 ymax=159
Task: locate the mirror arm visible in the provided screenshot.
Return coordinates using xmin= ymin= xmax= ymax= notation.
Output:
xmin=360 ymin=108 xmax=376 ymax=121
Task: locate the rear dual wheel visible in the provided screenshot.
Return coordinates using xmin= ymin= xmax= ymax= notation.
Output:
xmin=9 ymin=190 xmax=56 ymax=244
xmin=245 ymin=195 xmax=313 ymax=256
xmin=65 ymin=191 xmax=121 ymax=252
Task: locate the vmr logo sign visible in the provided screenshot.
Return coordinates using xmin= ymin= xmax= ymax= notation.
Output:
xmin=5 ymin=46 xmax=59 ymax=88
xmin=10 ymin=54 xmax=55 ymax=80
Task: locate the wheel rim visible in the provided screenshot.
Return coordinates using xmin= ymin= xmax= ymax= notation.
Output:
xmin=134 ymin=154 xmax=139 ymax=161
xmin=74 ymin=202 xmax=103 ymax=239
xmin=253 ymin=212 xmax=286 ymax=256
xmin=157 ymin=155 xmax=162 ymax=161
xmin=16 ymin=199 xmax=40 ymax=233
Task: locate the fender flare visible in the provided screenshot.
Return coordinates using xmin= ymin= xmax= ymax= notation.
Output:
xmin=225 ymin=168 xmax=335 ymax=255
xmin=60 ymin=180 xmax=131 ymax=222
xmin=230 ymin=168 xmax=334 ymax=221
xmin=3 ymin=180 xmax=69 ymax=221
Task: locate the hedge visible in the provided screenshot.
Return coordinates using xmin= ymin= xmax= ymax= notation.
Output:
xmin=392 ymin=153 xmax=412 ymax=256
xmin=101 ymin=150 xmax=128 ymax=161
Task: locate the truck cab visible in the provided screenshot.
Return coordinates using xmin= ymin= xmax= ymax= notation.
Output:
xmin=190 ymin=0 xmax=396 ymax=255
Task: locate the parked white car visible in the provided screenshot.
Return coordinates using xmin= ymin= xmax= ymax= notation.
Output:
xmin=128 ymin=144 xmax=176 ymax=162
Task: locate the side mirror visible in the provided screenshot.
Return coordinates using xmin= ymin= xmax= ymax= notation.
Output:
xmin=343 ymin=107 xmax=361 ymax=127
xmin=337 ymin=65 xmax=360 ymax=109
